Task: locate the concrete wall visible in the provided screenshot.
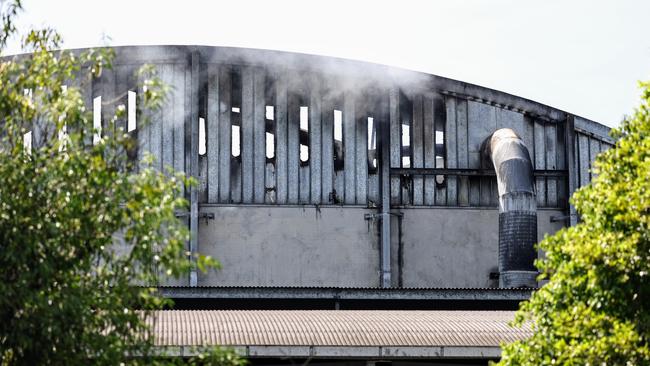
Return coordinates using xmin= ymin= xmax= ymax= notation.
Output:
xmin=197 ymin=205 xmax=564 ymax=288
xmin=198 ymin=205 xmax=380 ymax=287
xmin=396 ymin=208 xmax=565 ymax=288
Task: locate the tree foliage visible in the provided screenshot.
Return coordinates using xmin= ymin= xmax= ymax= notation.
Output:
xmin=0 ymin=2 xmax=236 ymax=365
xmin=498 ymin=82 xmax=650 ymax=365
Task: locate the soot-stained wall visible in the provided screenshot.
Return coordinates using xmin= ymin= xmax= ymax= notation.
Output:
xmin=52 ymin=45 xmax=613 ymax=288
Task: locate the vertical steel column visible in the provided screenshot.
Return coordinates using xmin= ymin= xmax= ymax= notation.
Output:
xmin=379 ymin=92 xmax=392 ymax=288
xmin=188 ymin=50 xmax=200 ymax=286
xmin=565 ymin=115 xmax=578 ymax=226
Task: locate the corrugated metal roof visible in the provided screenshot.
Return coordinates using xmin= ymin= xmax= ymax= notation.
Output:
xmin=149 ymin=310 xmax=529 ymax=348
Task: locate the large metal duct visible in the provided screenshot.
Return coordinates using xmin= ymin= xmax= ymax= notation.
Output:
xmin=482 ymin=129 xmax=538 ymax=288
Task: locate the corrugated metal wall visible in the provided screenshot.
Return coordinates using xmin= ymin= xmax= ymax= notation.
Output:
xmin=86 ymin=48 xmax=613 ymax=212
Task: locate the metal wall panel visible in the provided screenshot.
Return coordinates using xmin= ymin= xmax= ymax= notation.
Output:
xmin=444 ymin=97 xmax=458 ymax=206
xmin=423 ymin=94 xmax=436 ymax=206
xmin=343 ymin=93 xmax=356 ymax=205
xmin=94 ymin=52 xmax=610 ymax=211
xmin=218 ymin=66 xmax=231 ymax=203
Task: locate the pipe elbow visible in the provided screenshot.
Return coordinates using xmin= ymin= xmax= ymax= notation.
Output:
xmin=482 ymin=128 xmax=536 ymax=212
xmin=482 ymin=128 xmax=538 ymax=288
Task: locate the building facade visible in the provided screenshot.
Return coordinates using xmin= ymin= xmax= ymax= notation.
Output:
xmin=78 ymin=45 xmax=613 ymax=365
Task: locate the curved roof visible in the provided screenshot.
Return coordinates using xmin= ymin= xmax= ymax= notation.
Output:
xmin=4 ymin=45 xmax=612 ymax=140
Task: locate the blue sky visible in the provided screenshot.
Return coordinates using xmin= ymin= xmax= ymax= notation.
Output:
xmin=5 ymin=0 xmax=650 ymax=127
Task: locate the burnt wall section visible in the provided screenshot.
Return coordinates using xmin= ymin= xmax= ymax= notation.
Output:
xmin=52 ymin=45 xmax=616 ymax=288
xmin=11 ymin=45 xmax=613 ymax=211
xmin=79 ymin=45 xmax=612 ymax=212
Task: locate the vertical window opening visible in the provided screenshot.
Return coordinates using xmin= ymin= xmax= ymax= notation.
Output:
xmin=231 ymin=125 xmax=240 ymax=157
xmin=367 ymin=116 xmax=377 ymax=173
xmin=198 ymin=117 xmax=206 ymax=156
xmin=299 ymin=106 xmax=309 ymax=163
xmin=93 ymin=96 xmax=102 ymax=145
xmin=401 ymin=124 xmax=411 ymax=168
xmin=127 ymin=91 xmax=136 ymax=132
xmin=266 ymin=132 xmax=275 ymax=159
xmin=58 ymin=85 xmax=69 ymax=152
xmin=265 ymin=77 xmax=277 ymax=162
xmin=333 ymin=109 xmax=344 ymax=170
xmin=23 ymin=131 xmax=32 ymax=155
xmin=231 ymin=69 xmax=242 ymax=159
xmin=434 ymin=97 xmax=446 ymax=186
xmin=265 ymin=105 xmax=275 ymax=159
xmin=58 ymin=124 xmax=67 ymax=152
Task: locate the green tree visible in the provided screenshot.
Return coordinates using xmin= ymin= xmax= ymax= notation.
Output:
xmin=0 ymin=2 xmax=237 ymax=365
xmin=497 ymin=82 xmax=650 ymax=365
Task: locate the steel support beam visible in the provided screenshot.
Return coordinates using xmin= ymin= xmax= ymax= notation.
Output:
xmin=390 ymin=167 xmax=568 ymax=178
xmin=188 ymin=50 xmax=200 ymax=286
xmin=378 ymin=91 xmax=392 ymax=288
xmin=157 ymin=286 xmax=532 ymax=301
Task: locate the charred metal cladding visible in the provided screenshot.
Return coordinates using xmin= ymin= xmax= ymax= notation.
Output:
xmin=52 ymin=45 xmax=612 ymax=291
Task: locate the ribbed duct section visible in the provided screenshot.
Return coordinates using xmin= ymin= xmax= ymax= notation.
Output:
xmin=482 ymin=129 xmax=538 ymax=288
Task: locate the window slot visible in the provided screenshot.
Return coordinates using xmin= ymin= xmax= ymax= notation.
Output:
xmin=299 ymin=106 xmax=309 ymax=131
xmin=367 ymin=117 xmax=377 ymax=172
xmin=93 ymin=96 xmax=102 ymax=145
xmin=333 ymin=109 xmax=344 ymax=170
xmin=299 ymin=106 xmax=309 ymax=163
xmin=402 ymin=156 xmax=411 ymax=168
xmin=265 ymin=105 xmax=275 ymax=160
xmin=300 ymin=144 xmax=309 ymax=163
xmin=434 ymin=96 xmax=446 ymax=186
xmin=198 ymin=117 xmax=206 ymax=156
xmin=401 ymin=124 xmax=411 ymax=168
xmin=230 ymin=68 xmax=242 ymax=159
xmin=23 ymin=131 xmax=32 ymax=155
xmin=231 ymin=125 xmax=240 ymax=157
xmin=334 ymin=110 xmax=343 ymax=142
xmin=127 ymin=91 xmax=136 ymax=132
xmin=58 ymin=124 xmax=67 ymax=152
xmin=435 ymin=130 xmax=444 ymax=145
xmin=436 ymin=156 xmax=445 ymax=184
xmin=266 ymin=132 xmax=275 ymax=159
xmin=402 ymin=124 xmax=410 ymax=147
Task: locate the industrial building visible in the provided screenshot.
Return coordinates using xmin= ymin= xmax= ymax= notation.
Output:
xmin=79 ymin=45 xmax=613 ymax=365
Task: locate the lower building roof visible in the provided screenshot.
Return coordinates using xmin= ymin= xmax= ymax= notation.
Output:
xmin=149 ymin=310 xmax=529 ymax=359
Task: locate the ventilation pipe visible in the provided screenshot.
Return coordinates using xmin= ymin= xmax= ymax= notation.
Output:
xmin=481 ymin=129 xmax=537 ymax=288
